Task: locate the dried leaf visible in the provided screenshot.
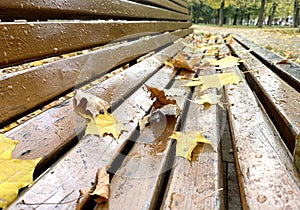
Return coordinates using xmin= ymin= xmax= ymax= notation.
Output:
xmin=171 ymin=132 xmax=211 ymax=161
xmin=184 ymin=72 xmax=241 ymax=90
xmin=191 ymin=93 xmax=223 ymax=110
xmin=145 ymin=85 xmax=176 ymax=109
xmin=74 ymin=90 xmax=109 ymax=118
xmin=274 ymin=59 xmax=289 ymax=65
xmin=171 ymin=53 xmax=194 ymax=72
xmin=0 ymin=134 xmax=41 ymax=208
xmin=210 ymin=56 xmax=241 ymax=69
xmin=85 ymin=110 xmax=126 ymax=141
xmin=89 ymin=168 xmax=110 ymax=204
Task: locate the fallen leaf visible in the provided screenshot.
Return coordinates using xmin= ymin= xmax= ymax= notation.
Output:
xmin=89 ymin=168 xmax=110 ymax=204
xmin=191 ymin=93 xmax=223 ymax=110
xmin=74 ymin=90 xmax=109 ymax=118
xmin=169 ymin=53 xmax=194 ymax=72
xmin=171 ymin=132 xmax=211 ymax=161
xmin=210 ymin=56 xmax=241 ymax=69
xmin=145 ymin=85 xmax=176 ymax=109
xmin=0 ymin=134 xmax=41 ymax=209
xmin=85 ymin=110 xmax=126 ymax=141
xmin=274 ymin=59 xmax=289 ymax=65
xmin=184 ymin=72 xmax=241 ymax=90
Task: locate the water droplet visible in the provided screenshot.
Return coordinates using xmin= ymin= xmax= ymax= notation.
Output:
xmin=20 ymin=3 xmax=24 ymax=8
xmin=3 ymin=52 xmax=7 ymax=58
xmin=8 ymin=85 xmax=13 ymax=89
xmin=53 ymin=47 xmax=58 ymax=53
xmin=2 ymin=27 xmax=8 ymax=32
xmin=257 ymin=195 xmax=267 ymax=203
xmin=24 ymin=30 xmax=28 ymax=35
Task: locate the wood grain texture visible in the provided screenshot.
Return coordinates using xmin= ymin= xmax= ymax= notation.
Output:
xmin=0 ymin=0 xmax=189 ymax=21
xmin=229 ymin=40 xmax=300 ymax=164
xmin=0 ymin=21 xmax=191 ymax=67
xmin=225 ymin=67 xmax=300 ymax=209
xmin=170 ymin=0 xmax=188 ymax=7
xmin=161 ymin=69 xmax=224 ymax=209
xmin=132 ymin=0 xmax=189 ymax=14
xmin=97 ymin=50 xmax=196 ymax=210
xmin=0 ymin=28 xmax=193 ymax=126
xmin=8 ymin=44 xmax=185 ymax=210
xmin=4 ymin=41 xmax=186 ymax=177
xmin=234 ymin=35 xmax=300 ymax=92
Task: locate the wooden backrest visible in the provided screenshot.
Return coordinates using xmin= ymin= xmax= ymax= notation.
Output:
xmin=0 ymin=0 xmax=192 ymax=127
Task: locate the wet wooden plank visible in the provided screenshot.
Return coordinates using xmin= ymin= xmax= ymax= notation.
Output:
xmin=229 ymin=40 xmax=300 ymax=168
xmin=170 ymin=0 xmax=188 ymax=8
xmin=224 ymin=67 xmax=300 ymax=209
xmin=0 ymin=28 xmax=193 ymax=126
xmin=234 ymin=35 xmax=300 ymax=92
xmin=4 ymin=41 xmax=186 ymax=175
xmin=0 ymin=21 xmax=191 ymax=67
xmin=8 ymin=47 xmax=182 ymax=210
xmin=132 ymin=0 xmax=189 ymax=14
xmin=161 ymin=70 xmax=224 ymax=209
xmin=0 ymin=0 xmax=189 ymax=21
xmin=98 ymin=50 xmax=197 ymax=210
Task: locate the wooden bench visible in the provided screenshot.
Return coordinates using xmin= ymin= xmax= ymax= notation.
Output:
xmin=1 ymin=1 xmax=300 ymax=210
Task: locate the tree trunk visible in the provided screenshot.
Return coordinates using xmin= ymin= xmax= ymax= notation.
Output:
xmin=258 ymin=0 xmax=266 ymax=28
xmin=219 ymin=0 xmax=225 ymax=26
xmin=268 ymin=3 xmax=277 ymax=26
xmin=294 ymin=0 xmax=299 ymax=27
xmin=233 ymin=8 xmax=238 ymax=25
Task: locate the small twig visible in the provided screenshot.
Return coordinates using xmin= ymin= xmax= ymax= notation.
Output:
xmin=242 ymin=70 xmax=259 ymax=74
xmin=18 ymin=195 xmax=85 ymax=206
xmin=198 ymin=188 xmax=224 ymax=202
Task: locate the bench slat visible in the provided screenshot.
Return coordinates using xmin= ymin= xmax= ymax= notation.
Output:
xmin=8 ymin=43 xmax=184 ymax=210
xmin=225 ymin=67 xmax=300 ymax=209
xmin=5 ymin=41 xmax=186 ymax=175
xmin=234 ymin=35 xmax=300 ymax=92
xmin=229 ymin=39 xmax=300 ymax=167
xmin=0 ymin=0 xmax=189 ymax=21
xmin=170 ymin=0 xmax=188 ymax=7
xmin=132 ymin=0 xmax=189 ymax=14
xmin=97 ymin=51 xmax=196 ymax=209
xmin=0 ymin=28 xmax=192 ymax=126
xmin=161 ymin=71 xmax=223 ymax=209
xmin=0 ymin=21 xmax=191 ymax=67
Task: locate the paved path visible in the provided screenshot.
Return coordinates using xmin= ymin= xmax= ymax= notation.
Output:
xmin=193 ymin=25 xmax=300 ymax=62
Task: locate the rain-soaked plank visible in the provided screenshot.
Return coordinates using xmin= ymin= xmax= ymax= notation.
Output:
xmin=97 ymin=50 xmax=197 ymax=210
xmin=161 ymin=72 xmax=224 ymax=209
xmin=170 ymin=0 xmax=188 ymax=8
xmin=8 ymin=46 xmax=181 ymax=210
xmin=0 ymin=28 xmax=193 ymax=126
xmin=132 ymin=0 xmax=189 ymax=14
xmin=4 ymin=41 xmax=186 ymax=176
xmin=234 ymin=35 xmax=300 ymax=92
xmin=0 ymin=0 xmax=189 ymax=21
xmin=224 ymin=67 xmax=300 ymax=209
xmin=0 ymin=21 xmax=191 ymax=67
xmin=229 ymin=40 xmax=300 ymax=167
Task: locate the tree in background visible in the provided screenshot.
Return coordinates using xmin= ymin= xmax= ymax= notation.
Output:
xmin=294 ymin=0 xmax=299 ymax=27
xmin=258 ymin=0 xmax=266 ymax=27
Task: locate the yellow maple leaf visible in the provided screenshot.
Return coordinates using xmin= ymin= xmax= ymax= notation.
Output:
xmin=0 ymin=134 xmax=41 ymax=208
xmin=184 ymin=72 xmax=241 ymax=90
xmin=210 ymin=56 xmax=241 ymax=69
xmin=85 ymin=110 xmax=126 ymax=141
xmin=192 ymin=93 xmax=223 ymax=110
xmin=171 ymin=132 xmax=211 ymax=161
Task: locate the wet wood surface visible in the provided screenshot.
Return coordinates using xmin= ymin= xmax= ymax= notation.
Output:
xmin=234 ymin=35 xmax=300 ymax=92
xmin=229 ymin=40 xmax=300 ymax=167
xmin=161 ymin=72 xmax=224 ymax=209
xmin=133 ymin=0 xmax=189 ymax=14
xmin=224 ymin=67 xmax=300 ymax=209
xmin=0 ymin=21 xmax=191 ymax=67
xmin=5 ymin=41 xmax=186 ymax=174
xmin=0 ymin=28 xmax=192 ymax=126
xmin=8 ymin=43 xmax=186 ymax=210
xmin=0 ymin=0 xmax=189 ymax=21
xmin=97 ymin=50 xmax=196 ymax=210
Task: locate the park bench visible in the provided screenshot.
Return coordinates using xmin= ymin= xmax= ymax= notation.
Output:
xmin=0 ymin=1 xmax=300 ymax=209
